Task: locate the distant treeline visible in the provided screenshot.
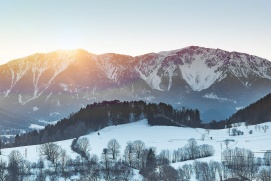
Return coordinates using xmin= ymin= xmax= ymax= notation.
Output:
xmin=7 ymin=100 xmax=200 ymax=148
xmin=227 ymin=93 xmax=271 ymax=125
xmin=202 ymin=93 xmax=271 ymax=130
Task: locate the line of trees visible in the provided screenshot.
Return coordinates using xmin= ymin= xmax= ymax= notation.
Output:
xmin=5 ymin=100 xmax=200 ymax=148
xmin=0 ymin=137 xmax=214 ymax=181
xmin=158 ymin=138 xmax=215 ymax=163
xmin=1 ymin=137 xmax=271 ymax=180
xmin=203 ymin=93 xmax=271 ymax=130
xmin=228 ymin=93 xmax=271 ymax=125
xmin=146 ymin=103 xmax=200 ymax=127
xmin=222 ymin=147 xmax=259 ymax=180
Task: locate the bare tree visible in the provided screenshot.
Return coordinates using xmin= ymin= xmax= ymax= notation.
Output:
xmin=228 ymin=128 xmax=231 ymax=136
xmin=182 ymin=164 xmax=192 ymax=179
xmin=198 ymin=144 xmax=215 ymax=157
xmin=36 ymin=158 xmax=46 ymax=181
xmin=59 ymin=149 xmax=70 ymax=173
xmin=80 ymin=159 xmax=101 ymax=181
xmin=159 ymin=149 xmax=171 ymax=164
xmin=223 ymin=139 xmax=230 ymax=148
xmin=77 ymin=137 xmax=91 ymax=154
xmin=107 ymin=139 xmax=120 ymax=161
xmin=201 ymin=134 xmax=206 ymax=141
xmin=262 ymin=125 xmax=269 ymax=133
xmin=193 ymin=160 xmax=201 ymax=179
xmin=101 ymin=148 xmax=111 ymax=172
xmin=185 ymin=138 xmax=198 ymax=159
xmin=222 ymin=147 xmax=258 ymax=179
xmin=140 ymin=149 xmax=149 ymax=170
xmin=178 ymin=167 xmax=186 ymax=181
xmin=113 ymin=161 xmax=134 ymax=181
xmin=258 ymin=167 xmax=271 ymax=181
xmin=264 ymin=151 xmax=271 ymax=166
xmin=39 ymin=142 xmax=61 ymax=164
xmin=75 ymin=137 xmax=91 ymax=162
xmin=124 ymin=141 xmax=135 ymax=167
xmin=245 ymin=122 xmax=249 ymax=129
xmin=209 ymin=160 xmax=221 ymax=180
xmin=199 ymin=162 xmax=212 ymax=181
xmin=180 ymin=147 xmax=189 ymax=161
xmin=172 ymin=150 xmax=178 ymax=163
xmin=20 ymin=160 xmax=31 ymax=177
xmin=232 ymin=128 xmax=238 ymax=136
xmin=7 ymin=150 xmax=23 ymax=181
xmin=133 ymin=140 xmax=146 ymax=168
xmin=101 ymin=147 xmax=115 ymax=181
xmin=0 ymin=159 xmax=7 ymax=181
xmin=213 ymin=161 xmax=223 ymax=180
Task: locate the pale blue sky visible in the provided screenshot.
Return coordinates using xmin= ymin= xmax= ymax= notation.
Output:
xmin=0 ymin=0 xmax=270 ymax=65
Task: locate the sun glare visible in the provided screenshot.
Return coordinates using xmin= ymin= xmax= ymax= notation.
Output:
xmin=56 ymin=30 xmax=83 ymax=50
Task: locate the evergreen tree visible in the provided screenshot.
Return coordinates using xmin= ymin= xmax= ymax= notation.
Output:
xmin=140 ymin=148 xmax=157 ymax=178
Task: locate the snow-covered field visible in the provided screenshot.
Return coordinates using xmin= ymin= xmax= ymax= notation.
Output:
xmin=1 ymin=119 xmax=271 ymax=180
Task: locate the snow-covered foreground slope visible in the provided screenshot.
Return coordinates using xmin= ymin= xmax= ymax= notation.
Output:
xmin=1 ymin=120 xmax=271 ymax=180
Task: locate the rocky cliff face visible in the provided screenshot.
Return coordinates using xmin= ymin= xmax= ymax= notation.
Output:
xmin=1 ymin=46 xmax=271 ymax=128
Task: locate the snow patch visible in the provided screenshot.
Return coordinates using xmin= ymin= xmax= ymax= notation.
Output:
xmin=203 ymin=92 xmax=229 ymax=101
xmin=29 ymin=124 xmax=44 ymax=130
xmin=32 ymin=107 xmax=39 ymax=111
xmin=164 ymin=63 xmax=176 ymax=91
xmin=135 ymin=55 xmax=164 ymax=91
xmin=18 ymin=94 xmax=23 ymax=104
xmin=180 ymin=55 xmax=223 ymax=91
xmin=9 ymin=50 xmax=77 ymax=105
xmin=45 ymin=92 xmax=52 ymax=101
xmin=96 ymin=54 xmax=132 ymax=82
xmin=236 ymin=106 xmax=244 ymax=111
xmin=38 ymin=119 xmax=59 ymax=125
xmin=59 ymin=83 xmax=68 ymax=91
xmin=50 ymin=112 xmax=60 ymax=117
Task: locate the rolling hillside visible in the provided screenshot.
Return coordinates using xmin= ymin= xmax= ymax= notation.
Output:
xmin=1 ymin=119 xmax=271 ymax=180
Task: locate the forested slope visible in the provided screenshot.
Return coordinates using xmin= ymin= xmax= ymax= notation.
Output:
xmin=10 ymin=100 xmax=200 ymax=147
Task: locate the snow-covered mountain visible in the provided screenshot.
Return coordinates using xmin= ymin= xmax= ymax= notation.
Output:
xmin=1 ymin=46 xmax=271 ymax=128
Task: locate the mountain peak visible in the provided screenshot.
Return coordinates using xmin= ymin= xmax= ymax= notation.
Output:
xmin=0 ymin=46 xmax=271 ymax=127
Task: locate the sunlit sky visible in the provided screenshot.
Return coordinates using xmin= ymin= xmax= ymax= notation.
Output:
xmin=0 ymin=0 xmax=270 ymax=65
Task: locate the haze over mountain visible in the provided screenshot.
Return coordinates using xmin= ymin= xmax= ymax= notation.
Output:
xmin=1 ymin=46 xmax=271 ymax=129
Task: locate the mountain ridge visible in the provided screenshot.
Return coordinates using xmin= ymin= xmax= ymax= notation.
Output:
xmin=0 ymin=46 xmax=271 ymax=128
